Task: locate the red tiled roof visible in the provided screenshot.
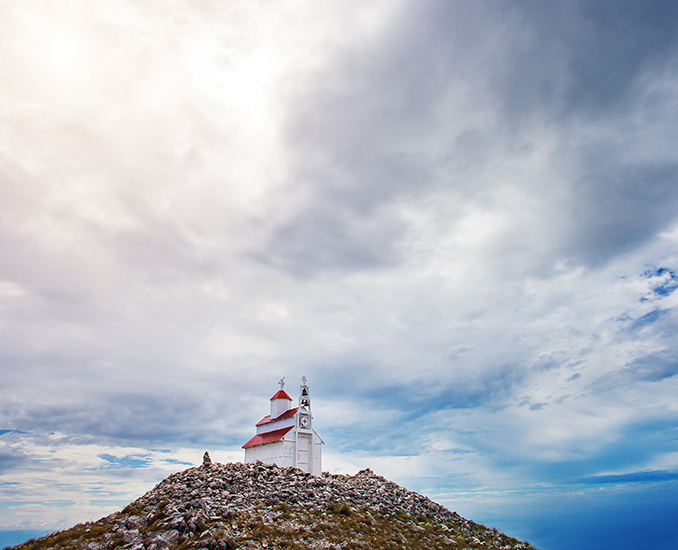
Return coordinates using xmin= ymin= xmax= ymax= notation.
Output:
xmin=255 ymin=407 xmax=298 ymax=426
xmin=270 ymin=390 xmax=292 ymax=401
xmin=242 ymin=426 xmax=293 ymax=449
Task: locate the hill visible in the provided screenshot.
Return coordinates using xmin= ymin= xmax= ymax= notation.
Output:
xmin=9 ymin=460 xmax=537 ymax=550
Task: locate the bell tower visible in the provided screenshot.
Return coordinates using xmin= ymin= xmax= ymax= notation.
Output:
xmin=298 ymin=376 xmax=312 ymax=430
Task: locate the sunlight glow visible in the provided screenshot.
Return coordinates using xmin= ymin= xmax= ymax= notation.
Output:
xmin=43 ymin=37 xmax=81 ymax=73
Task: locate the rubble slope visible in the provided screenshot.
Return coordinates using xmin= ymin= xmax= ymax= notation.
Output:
xmin=10 ymin=461 xmax=537 ymax=550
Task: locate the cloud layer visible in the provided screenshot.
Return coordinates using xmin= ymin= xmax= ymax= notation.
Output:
xmin=2 ymin=1 xmax=678 ymax=549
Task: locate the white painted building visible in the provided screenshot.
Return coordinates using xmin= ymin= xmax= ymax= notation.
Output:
xmin=243 ymin=376 xmax=324 ymax=476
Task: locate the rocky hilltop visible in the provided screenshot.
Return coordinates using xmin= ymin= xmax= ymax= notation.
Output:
xmin=11 ymin=460 xmax=536 ymax=550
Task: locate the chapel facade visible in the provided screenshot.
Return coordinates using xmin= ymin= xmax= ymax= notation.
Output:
xmin=242 ymin=376 xmax=323 ymax=476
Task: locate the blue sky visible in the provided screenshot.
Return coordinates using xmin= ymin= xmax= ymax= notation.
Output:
xmin=1 ymin=1 xmax=678 ymax=549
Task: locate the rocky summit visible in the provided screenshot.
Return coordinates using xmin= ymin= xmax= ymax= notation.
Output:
xmin=11 ymin=461 xmax=537 ymax=550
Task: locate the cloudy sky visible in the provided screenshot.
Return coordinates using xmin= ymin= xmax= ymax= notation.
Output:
xmin=2 ymin=1 xmax=678 ymax=549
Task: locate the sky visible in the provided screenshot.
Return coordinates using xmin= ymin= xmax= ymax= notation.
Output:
xmin=1 ymin=1 xmax=678 ymax=549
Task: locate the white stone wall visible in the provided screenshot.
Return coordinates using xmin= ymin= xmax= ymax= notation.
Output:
xmin=256 ymin=415 xmax=295 ymax=435
xmin=270 ymin=397 xmax=291 ymax=419
xmin=244 ymin=429 xmax=323 ymax=476
xmin=244 ymin=440 xmax=285 ymax=466
xmin=282 ymin=439 xmax=296 ymax=468
xmin=312 ymin=435 xmax=323 ymax=475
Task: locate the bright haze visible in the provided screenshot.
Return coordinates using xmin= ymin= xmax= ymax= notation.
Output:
xmin=1 ymin=2 xmax=678 ymax=550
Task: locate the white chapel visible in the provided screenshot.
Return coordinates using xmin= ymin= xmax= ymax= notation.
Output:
xmin=242 ymin=376 xmax=324 ymax=476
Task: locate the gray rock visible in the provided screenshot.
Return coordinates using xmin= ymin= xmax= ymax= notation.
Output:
xmin=125 ymin=516 xmax=147 ymax=530
xmin=122 ymin=529 xmax=140 ymax=543
xmin=168 ymin=515 xmax=186 ymax=531
xmin=160 ymin=529 xmax=180 ymax=545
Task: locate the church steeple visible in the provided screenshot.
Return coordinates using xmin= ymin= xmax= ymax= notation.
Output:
xmin=298 ymin=375 xmax=312 ymax=430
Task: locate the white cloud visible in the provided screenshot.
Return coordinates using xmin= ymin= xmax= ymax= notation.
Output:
xmin=1 ymin=2 xmax=678 ymax=548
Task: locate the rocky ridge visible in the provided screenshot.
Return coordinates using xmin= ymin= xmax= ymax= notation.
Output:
xmin=12 ymin=461 xmax=536 ymax=550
